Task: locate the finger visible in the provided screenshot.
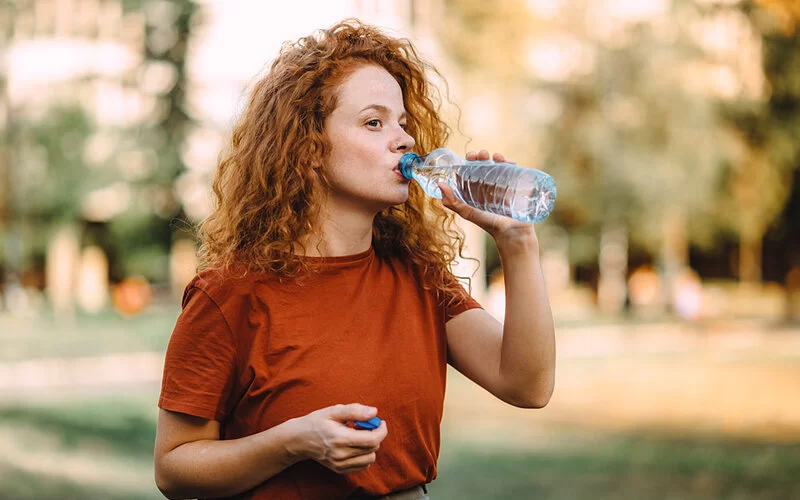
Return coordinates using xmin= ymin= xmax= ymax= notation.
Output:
xmin=439 ymin=182 xmax=474 ymax=211
xmin=465 ymin=151 xmax=477 ymax=161
xmin=327 ymin=403 xmax=377 ymax=423
xmin=438 ymin=182 xmax=502 ymax=233
xmin=506 ymin=158 xmax=516 ymax=164
xmin=331 ymin=444 xmax=381 ymax=461
xmin=477 ymin=149 xmax=490 ymax=161
xmin=368 ymin=421 xmax=388 ymax=442
xmin=332 ymin=452 xmax=377 ymax=474
xmin=438 ymin=182 xmax=481 ymax=221
xmin=492 ymin=152 xmax=505 ymax=163
xmin=438 ymin=182 xmax=461 ymax=208
xmin=341 ymin=421 xmax=388 ymax=449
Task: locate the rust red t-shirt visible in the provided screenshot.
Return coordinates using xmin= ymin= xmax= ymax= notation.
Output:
xmin=158 ymin=247 xmax=481 ymax=499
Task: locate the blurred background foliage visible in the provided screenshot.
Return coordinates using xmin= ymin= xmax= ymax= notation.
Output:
xmin=1 ymin=0 xmax=799 ymax=312
xmin=2 ymin=1 xmax=800 ymax=498
xmin=1 ymin=0 xmax=197 ymax=291
xmin=438 ymin=0 xmax=800 ymax=320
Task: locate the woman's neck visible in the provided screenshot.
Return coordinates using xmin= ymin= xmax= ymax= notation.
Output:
xmin=298 ymin=208 xmax=375 ymax=257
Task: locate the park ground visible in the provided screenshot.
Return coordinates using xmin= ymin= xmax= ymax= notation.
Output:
xmin=1 ymin=309 xmax=799 ymax=499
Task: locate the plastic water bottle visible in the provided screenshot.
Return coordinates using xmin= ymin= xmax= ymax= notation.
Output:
xmin=399 ymin=148 xmax=556 ymax=223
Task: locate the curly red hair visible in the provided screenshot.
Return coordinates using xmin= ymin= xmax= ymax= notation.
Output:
xmin=198 ymin=19 xmax=470 ymax=297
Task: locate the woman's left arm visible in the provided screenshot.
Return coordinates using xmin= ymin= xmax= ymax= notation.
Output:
xmin=439 ymin=150 xmax=556 ymax=409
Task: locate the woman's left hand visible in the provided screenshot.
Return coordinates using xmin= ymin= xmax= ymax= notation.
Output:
xmin=438 ymin=149 xmax=539 ymax=249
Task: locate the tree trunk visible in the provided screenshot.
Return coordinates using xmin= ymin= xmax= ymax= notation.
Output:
xmin=661 ymin=208 xmax=689 ymax=314
xmin=739 ymin=232 xmax=763 ymax=284
xmin=785 ymin=250 xmax=800 ymax=323
xmin=598 ymin=224 xmax=628 ymax=315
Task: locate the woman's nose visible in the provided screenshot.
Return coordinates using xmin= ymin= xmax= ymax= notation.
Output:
xmin=392 ymin=128 xmax=416 ymax=152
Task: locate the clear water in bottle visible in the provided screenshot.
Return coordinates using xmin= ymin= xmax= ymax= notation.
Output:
xmin=399 ymin=148 xmax=556 ymax=223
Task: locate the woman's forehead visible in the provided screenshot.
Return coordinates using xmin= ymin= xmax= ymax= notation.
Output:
xmin=335 ymin=65 xmax=404 ymax=109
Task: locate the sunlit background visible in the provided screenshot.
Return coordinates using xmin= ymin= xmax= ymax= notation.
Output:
xmin=1 ymin=0 xmax=800 ymax=498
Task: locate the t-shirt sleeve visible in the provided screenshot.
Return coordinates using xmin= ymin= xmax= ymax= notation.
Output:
xmin=159 ymin=285 xmax=237 ymax=422
xmin=442 ymin=272 xmax=483 ymax=322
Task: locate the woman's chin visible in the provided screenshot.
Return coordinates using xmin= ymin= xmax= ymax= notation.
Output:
xmin=383 ymin=185 xmax=410 ymax=205
xmin=373 ymin=195 xmax=409 ymax=214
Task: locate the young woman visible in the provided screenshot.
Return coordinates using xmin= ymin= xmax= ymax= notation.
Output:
xmin=154 ymin=19 xmax=555 ymax=500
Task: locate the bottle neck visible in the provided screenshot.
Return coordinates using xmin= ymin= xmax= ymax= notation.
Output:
xmin=398 ymin=152 xmax=422 ymax=180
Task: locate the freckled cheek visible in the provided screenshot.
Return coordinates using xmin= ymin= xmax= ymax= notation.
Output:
xmin=343 ymin=145 xmax=383 ymax=169
xmin=327 ymin=132 xmax=385 ymax=171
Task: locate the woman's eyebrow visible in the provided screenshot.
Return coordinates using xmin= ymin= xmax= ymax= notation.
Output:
xmin=358 ymin=104 xmax=407 ymax=119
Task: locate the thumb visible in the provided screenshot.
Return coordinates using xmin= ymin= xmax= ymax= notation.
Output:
xmin=327 ymin=403 xmax=377 ymax=422
xmin=438 ymin=182 xmax=474 ymax=216
xmin=437 ymin=182 xmax=459 ymax=207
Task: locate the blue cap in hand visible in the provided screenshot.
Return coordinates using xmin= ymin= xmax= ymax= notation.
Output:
xmin=354 ymin=416 xmax=382 ymax=430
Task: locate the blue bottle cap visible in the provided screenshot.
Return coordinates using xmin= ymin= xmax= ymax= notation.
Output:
xmin=398 ymin=153 xmax=421 ymax=179
xmin=354 ymin=416 xmax=382 ymax=430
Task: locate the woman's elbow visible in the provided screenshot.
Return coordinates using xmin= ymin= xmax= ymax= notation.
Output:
xmin=506 ymin=380 xmax=554 ymax=409
xmin=154 ymin=461 xmax=187 ymax=500
xmin=515 ymin=392 xmax=552 ymax=409
xmin=155 ymin=480 xmax=190 ymax=500
xmin=505 ymin=392 xmax=550 ymax=409
xmin=155 ymin=474 xmax=177 ymax=499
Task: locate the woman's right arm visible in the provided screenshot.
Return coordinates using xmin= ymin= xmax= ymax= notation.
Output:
xmin=154 ymin=403 xmax=388 ymax=499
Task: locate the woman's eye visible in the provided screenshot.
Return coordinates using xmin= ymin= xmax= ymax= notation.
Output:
xmin=366 ymin=119 xmax=382 ymax=128
xmin=400 ymin=123 xmax=408 ymax=130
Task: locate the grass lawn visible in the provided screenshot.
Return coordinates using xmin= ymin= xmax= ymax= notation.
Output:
xmin=0 ymin=305 xmax=180 ymax=362
xmin=436 ymin=429 xmax=800 ymax=499
xmin=2 ymin=310 xmax=800 ymax=498
xmin=1 ymin=392 xmax=799 ymax=500
xmin=0 ymin=392 xmax=162 ymax=500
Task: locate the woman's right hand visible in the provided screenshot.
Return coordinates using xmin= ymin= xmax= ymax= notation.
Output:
xmin=290 ymin=403 xmax=388 ymax=474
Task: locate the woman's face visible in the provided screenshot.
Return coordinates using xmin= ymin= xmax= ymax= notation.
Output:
xmin=322 ymin=64 xmax=416 ymax=215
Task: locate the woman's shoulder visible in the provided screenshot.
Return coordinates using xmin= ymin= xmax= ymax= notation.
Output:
xmin=188 ymin=266 xmax=244 ymax=289
xmin=381 ymin=252 xmax=442 ymax=291
xmin=184 ymin=266 xmax=276 ymax=305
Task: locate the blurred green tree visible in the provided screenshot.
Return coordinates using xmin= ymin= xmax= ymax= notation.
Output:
xmin=439 ymin=0 xmax=742 ymax=312
xmin=0 ymin=0 xmax=198 ymax=289
xmin=544 ymin=1 xmax=741 ymax=309
xmin=12 ymin=108 xmax=97 ymax=260
xmin=0 ymin=0 xmax=13 ymax=279
xmin=438 ymin=0 xmax=536 ymax=78
xmin=108 ymin=0 xmax=198 ymax=282
xmin=722 ymin=0 xmax=800 ymax=284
